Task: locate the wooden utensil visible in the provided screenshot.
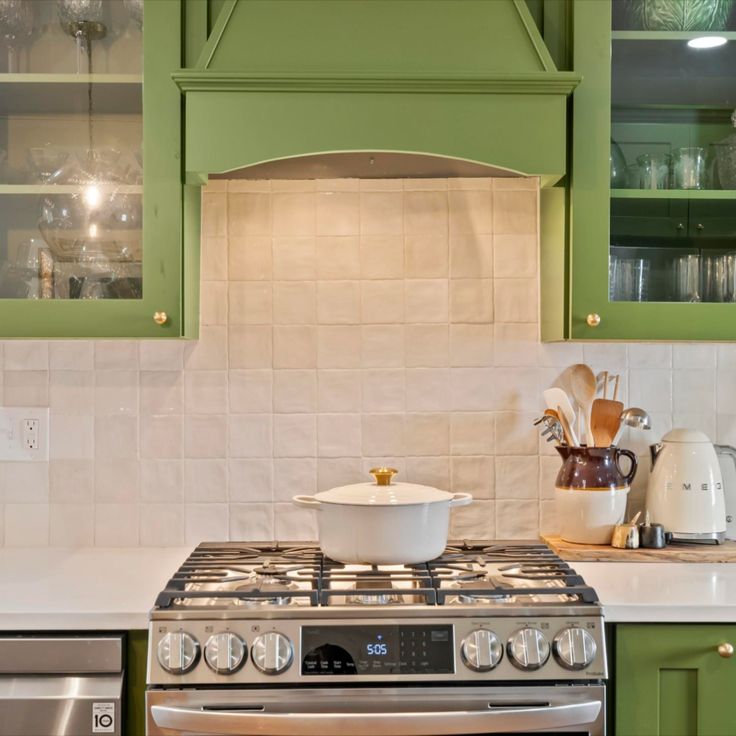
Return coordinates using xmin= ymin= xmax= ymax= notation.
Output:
xmin=570 ymin=364 xmax=596 ymax=446
xmin=591 ymin=397 xmax=624 ymax=447
xmin=556 ymin=405 xmax=578 ymax=447
xmin=543 ymin=388 xmax=579 ymax=446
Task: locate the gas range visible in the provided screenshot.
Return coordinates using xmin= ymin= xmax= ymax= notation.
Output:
xmin=147 ymin=541 xmax=607 ymax=735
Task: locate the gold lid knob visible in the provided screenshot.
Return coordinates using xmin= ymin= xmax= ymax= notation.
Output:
xmin=369 ymin=467 xmax=398 ymax=486
xmin=153 ymin=311 xmax=168 ymax=326
xmin=586 ymin=313 xmax=601 ymax=327
xmin=718 ymin=642 xmax=734 ymax=658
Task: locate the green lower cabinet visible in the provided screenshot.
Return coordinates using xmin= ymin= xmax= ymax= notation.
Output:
xmin=126 ymin=631 xmax=148 ymax=736
xmin=616 ymin=624 xmax=736 ymax=736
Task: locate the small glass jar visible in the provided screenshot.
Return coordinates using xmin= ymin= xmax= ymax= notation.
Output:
xmin=671 ymin=147 xmax=706 ymax=190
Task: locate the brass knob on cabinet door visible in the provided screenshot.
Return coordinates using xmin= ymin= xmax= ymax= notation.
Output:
xmin=153 ymin=311 xmax=168 ymax=326
xmin=718 ymin=643 xmax=734 ymax=658
xmin=586 ymin=313 xmax=601 ymax=327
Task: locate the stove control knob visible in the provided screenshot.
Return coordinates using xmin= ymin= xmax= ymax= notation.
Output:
xmin=461 ymin=629 xmax=503 ymax=672
xmin=553 ymin=627 xmax=597 ymax=670
xmin=157 ymin=632 xmax=200 ymax=674
xmin=251 ymin=632 xmax=293 ymax=675
xmin=507 ymin=628 xmax=550 ymax=671
xmin=204 ymin=632 xmax=247 ymax=674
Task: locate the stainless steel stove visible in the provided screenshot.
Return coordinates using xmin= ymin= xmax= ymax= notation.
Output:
xmin=147 ymin=541 xmax=607 ymax=735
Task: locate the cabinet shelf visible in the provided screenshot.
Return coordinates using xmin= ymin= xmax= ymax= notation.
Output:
xmin=0 ymin=75 xmax=142 ymax=116
xmin=611 ymin=189 xmax=736 ymax=199
xmin=612 ymin=31 xmax=736 ymax=41
xmin=0 ymin=185 xmax=142 ymax=195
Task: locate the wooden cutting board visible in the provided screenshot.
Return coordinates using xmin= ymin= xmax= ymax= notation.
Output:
xmin=542 ymin=535 xmax=736 ymax=563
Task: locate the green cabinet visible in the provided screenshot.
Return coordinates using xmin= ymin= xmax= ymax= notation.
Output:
xmin=0 ymin=0 xmax=188 ymax=338
xmin=560 ymin=0 xmax=736 ymax=340
xmin=616 ymin=624 xmax=736 ymax=736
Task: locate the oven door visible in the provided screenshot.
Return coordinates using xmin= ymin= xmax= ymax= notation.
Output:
xmin=147 ymin=685 xmax=606 ymax=736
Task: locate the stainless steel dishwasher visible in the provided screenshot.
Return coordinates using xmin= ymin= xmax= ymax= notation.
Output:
xmin=0 ymin=634 xmax=124 ymax=736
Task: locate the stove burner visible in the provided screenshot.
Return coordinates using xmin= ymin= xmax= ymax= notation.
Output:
xmin=346 ymin=579 xmax=402 ymax=606
xmin=233 ymin=571 xmax=301 ymax=607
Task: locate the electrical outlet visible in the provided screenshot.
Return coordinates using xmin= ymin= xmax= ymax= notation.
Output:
xmin=0 ymin=408 xmax=49 ymax=461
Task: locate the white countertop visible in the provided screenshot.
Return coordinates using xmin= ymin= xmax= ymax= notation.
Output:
xmin=1 ymin=549 xmax=736 ymax=629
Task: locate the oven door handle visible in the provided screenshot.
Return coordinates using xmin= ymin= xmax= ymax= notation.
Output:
xmin=151 ymin=700 xmax=602 ymax=735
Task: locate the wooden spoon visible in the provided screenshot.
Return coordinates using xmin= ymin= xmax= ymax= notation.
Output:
xmin=556 ymin=405 xmax=578 ymax=447
xmin=570 ymin=364 xmax=596 ymax=446
xmin=591 ymin=397 xmax=624 ymax=447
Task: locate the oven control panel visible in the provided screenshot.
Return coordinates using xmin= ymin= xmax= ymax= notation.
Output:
xmin=148 ymin=615 xmax=607 ymax=686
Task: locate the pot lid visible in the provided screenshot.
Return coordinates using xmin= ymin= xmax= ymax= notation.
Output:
xmin=662 ymin=428 xmax=713 ymax=444
xmin=316 ymin=467 xmax=453 ymax=506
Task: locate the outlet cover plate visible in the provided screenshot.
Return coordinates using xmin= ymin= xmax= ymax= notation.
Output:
xmin=0 ymin=407 xmax=50 ymax=461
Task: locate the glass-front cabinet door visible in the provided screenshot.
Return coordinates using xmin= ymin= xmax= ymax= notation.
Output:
xmin=0 ymin=0 xmax=183 ymax=337
xmin=570 ymin=0 xmax=736 ymax=339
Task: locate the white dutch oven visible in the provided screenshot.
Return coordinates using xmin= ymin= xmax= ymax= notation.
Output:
xmin=293 ymin=468 xmax=473 ymax=564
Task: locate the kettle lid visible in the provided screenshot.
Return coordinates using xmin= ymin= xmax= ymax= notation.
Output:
xmin=662 ymin=428 xmax=713 ymax=444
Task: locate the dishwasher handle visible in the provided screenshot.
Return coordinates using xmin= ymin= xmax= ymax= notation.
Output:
xmin=151 ymin=700 xmax=602 ymax=735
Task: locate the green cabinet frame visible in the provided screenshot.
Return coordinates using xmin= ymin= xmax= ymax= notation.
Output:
xmin=616 ymin=624 xmax=736 ymax=736
xmin=0 ymin=0 xmax=189 ymax=338
xmin=563 ymin=0 xmax=736 ymax=340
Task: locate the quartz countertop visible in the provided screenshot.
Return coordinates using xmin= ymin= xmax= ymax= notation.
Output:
xmin=1 ymin=548 xmax=735 ymax=629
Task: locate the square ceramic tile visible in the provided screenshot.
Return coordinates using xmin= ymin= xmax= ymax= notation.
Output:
xmin=272 ymin=192 xmax=316 ymax=236
xmin=49 ymin=504 xmax=93 ymax=546
xmin=4 ymin=341 xmax=48 ymax=370
xmin=139 ymin=341 xmax=184 ymax=371
xmin=95 ymin=503 xmax=139 ymax=546
xmin=3 ymin=462 xmax=49 ymax=503
xmin=405 ymin=368 xmax=450 ymax=411
xmin=359 ymin=192 xmax=403 ymax=235
xmin=95 ymin=415 xmax=138 ymax=459
xmin=229 ymin=236 xmax=273 ymax=281
xmin=94 ymin=459 xmax=139 ymax=503
xmin=493 ymin=279 xmax=536 ymax=323
xmin=50 ymin=414 xmax=94 ymax=460
xmin=184 ymin=504 xmax=228 ymax=544
xmin=673 ymin=344 xmax=716 ymax=370
xmin=361 ymin=281 xmax=405 ymax=323
xmin=3 ymin=370 xmax=48 ymax=407
xmin=451 ymin=456 xmax=493 ymax=498
xmin=316 ymin=179 xmax=359 ymax=192
xmin=228 ymin=192 xmax=271 ymax=236
xmin=140 ymin=459 xmax=183 ymax=503
xmin=450 ymin=368 xmax=495 ymax=411
xmin=272 ymin=237 xmax=316 ymax=280
xmin=273 ymin=370 xmax=317 ymax=413
xmin=361 ymin=325 xmax=405 ymax=368
xmin=140 ymin=415 xmax=182 ymax=459
xmin=274 ymin=414 xmax=317 ymax=458
xmin=139 ymin=504 xmax=185 ymax=546
xmin=317 ymin=414 xmax=362 ymax=457
xmin=404 ymin=179 xmax=448 ymax=191
xmin=201 ymin=191 xmax=227 ymax=236
xmin=628 ymin=344 xmax=672 ymax=369
xmin=493 ymin=190 xmax=537 ymax=235
xmin=140 ymin=371 xmax=182 ymax=415
xmin=450 ymin=413 xmax=494 ymax=455
xmin=362 ymin=369 xmax=405 ymax=412
xmin=184 ymin=459 xmax=227 ymax=502
xmin=229 ymin=370 xmax=273 ymax=413
xmin=495 ymin=456 xmax=539 ymax=499
xmin=359 ymin=235 xmax=404 ymax=279
xmin=316 ymin=236 xmax=360 ymax=279
xmin=184 ymin=371 xmax=228 ymax=414
xmin=181 ymin=415 xmax=226 ymax=458
xmin=229 ymin=414 xmax=272 ymax=458
xmin=494 ymin=177 xmax=539 ymax=191
xmin=229 ymin=282 xmax=273 ymax=325
xmin=404 ymin=324 xmax=449 ymax=368
xmin=228 ymin=325 xmax=272 ymax=369
xmin=495 ymin=499 xmax=539 ymax=538
xmin=317 ymin=458 xmax=363 ymax=491
xmin=317 ymin=281 xmax=360 ymax=324
xmin=316 ymin=191 xmax=360 ymax=236
xmin=449 ymin=324 xmax=493 ymax=367
xmin=493 ymin=367 xmax=539 ymax=412
xmin=228 ymin=180 xmax=270 ymax=193
xmin=673 ymin=369 xmax=715 ymax=414
xmin=493 ymin=323 xmax=538 ymax=366
xmin=582 ymin=344 xmax=628 ymax=372
xmin=492 ymin=234 xmax=537 ymax=278
xmin=495 ymin=412 xmax=539 ymax=455
xmin=229 ymin=503 xmax=274 ymax=540
xmin=404 ymin=191 xmax=448 ymax=235
xmin=405 ymin=456 xmax=450 ymax=490
xmin=94 ymin=341 xmax=138 ymax=370
xmin=229 ymin=459 xmax=273 ymax=503
xmin=317 ymin=370 xmax=362 ymax=412
xmin=200 ymin=236 xmax=228 ymax=280
xmin=629 ymin=369 xmax=672 ymax=413
xmin=449 ymin=233 xmax=493 ymax=278
xmin=273 ymin=459 xmax=317 ymax=501
xmin=405 ymin=279 xmax=448 ymax=323
xmin=273 ymin=282 xmax=316 ymax=324
xmin=449 ymin=500 xmax=494 ymax=539
xmin=184 ymin=326 xmax=228 ymax=370
xmin=49 ymin=341 xmax=94 ymax=371
xmin=317 ymin=326 xmax=360 ymax=368
xmin=273 ymin=325 xmax=317 ymax=368
xmin=274 ymin=503 xmax=318 ymax=540
xmin=50 ymin=460 xmax=94 ymax=503
xmin=95 ymin=370 xmax=138 ymax=415
xmin=448 ymin=178 xmax=493 ymax=191
xmin=404 ymin=413 xmax=449 ymax=456
xmin=404 ymin=235 xmax=448 ymax=278
xmin=4 ymin=504 xmax=48 ymax=546
xmin=448 ymin=190 xmax=493 ymax=234
xmin=272 ymin=180 xmax=316 ymax=193
xmin=362 ymin=414 xmax=405 ymax=455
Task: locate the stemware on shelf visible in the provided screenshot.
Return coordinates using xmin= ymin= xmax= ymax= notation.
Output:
xmin=0 ymin=0 xmax=32 ymax=73
xmin=123 ymin=0 xmax=143 ymax=30
xmin=670 ymin=147 xmax=706 ymax=190
xmin=56 ymin=0 xmax=106 ymax=74
xmin=672 ymin=254 xmax=701 ymax=302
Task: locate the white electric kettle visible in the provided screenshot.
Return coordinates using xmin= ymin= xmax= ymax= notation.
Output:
xmin=647 ymin=428 xmax=726 ymax=544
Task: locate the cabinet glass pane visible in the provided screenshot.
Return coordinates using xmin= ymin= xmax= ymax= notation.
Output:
xmin=609 ymin=0 xmax=736 ymax=304
xmin=0 ymin=0 xmax=142 ymax=300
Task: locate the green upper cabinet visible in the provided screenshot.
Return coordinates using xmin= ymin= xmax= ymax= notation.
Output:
xmin=563 ymin=0 xmax=736 ymax=340
xmin=616 ymin=624 xmax=736 ymax=736
xmin=0 ymin=0 xmax=185 ymax=338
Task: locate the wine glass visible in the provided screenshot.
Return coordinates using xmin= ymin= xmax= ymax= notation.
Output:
xmin=123 ymin=0 xmax=143 ymax=30
xmin=0 ymin=0 xmax=33 ymax=73
xmin=56 ymin=0 xmax=106 ymax=74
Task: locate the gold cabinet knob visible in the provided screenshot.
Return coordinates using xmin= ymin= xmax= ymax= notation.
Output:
xmin=718 ymin=643 xmax=734 ymax=658
xmin=153 ymin=311 xmax=168 ymax=326
xmin=369 ymin=467 xmax=398 ymax=486
xmin=586 ymin=313 xmax=601 ymax=328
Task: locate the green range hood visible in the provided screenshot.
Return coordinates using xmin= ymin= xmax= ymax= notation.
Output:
xmin=174 ymin=0 xmax=580 ymax=184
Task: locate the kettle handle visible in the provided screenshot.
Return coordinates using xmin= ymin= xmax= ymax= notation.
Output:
xmin=614 ymin=448 xmax=638 ymax=486
xmin=715 ymin=444 xmax=736 ymax=477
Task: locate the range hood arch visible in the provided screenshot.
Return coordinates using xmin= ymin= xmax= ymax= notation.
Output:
xmin=174 ymin=0 xmax=579 ymax=186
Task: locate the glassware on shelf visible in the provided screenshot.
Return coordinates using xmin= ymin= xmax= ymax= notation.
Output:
xmin=56 ymin=0 xmax=106 ymax=74
xmin=123 ymin=0 xmax=143 ymax=29
xmin=670 ymin=147 xmax=706 ymax=190
xmin=624 ymin=0 xmax=735 ymax=31
xmin=702 ymin=253 xmax=736 ymax=302
xmin=26 ymin=145 xmax=70 ymax=184
xmin=635 ymin=153 xmax=669 ymax=189
xmin=610 ymin=254 xmax=651 ymax=301
xmin=713 ymin=110 xmax=736 ymax=190
xmin=671 ymin=254 xmax=701 ymax=302
xmin=610 ymin=140 xmax=628 ymax=188
xmin=0 ymin=0 xmax=32 ymax=73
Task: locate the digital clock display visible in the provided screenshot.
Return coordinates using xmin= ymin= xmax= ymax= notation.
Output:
xmin=301 ymin=625 xmax=453 ymax=676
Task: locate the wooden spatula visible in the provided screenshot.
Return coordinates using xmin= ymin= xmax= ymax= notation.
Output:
xmin=591 ymin=397 xmax=624 ymax=447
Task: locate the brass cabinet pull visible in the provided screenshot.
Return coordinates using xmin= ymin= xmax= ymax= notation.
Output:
xmin=586 ymin=313 xmax=601 ymax=328
xmin=718 ymin=643 xmax=734 ymax=658
xmin=153 ymin=311 xmax=169 ymax=326
xmin=696 ymin=223 xmax=705 ymax=231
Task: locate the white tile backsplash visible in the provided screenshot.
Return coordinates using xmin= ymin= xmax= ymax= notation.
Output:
xmin=2 ymin=176 xmax=732 ymax=546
